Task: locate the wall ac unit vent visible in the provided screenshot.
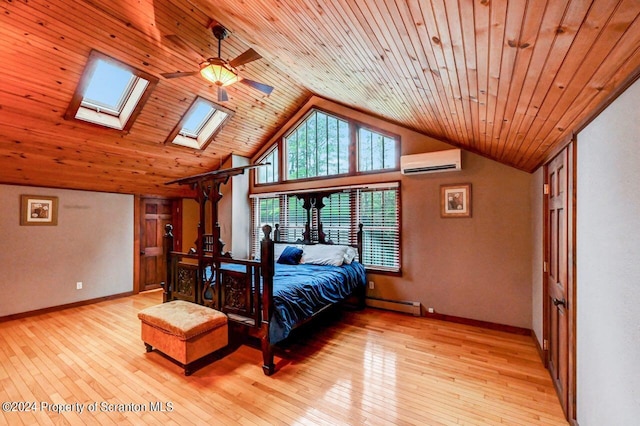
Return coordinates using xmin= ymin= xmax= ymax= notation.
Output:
xmin=400 ymin=149 xmax=461 ymax=175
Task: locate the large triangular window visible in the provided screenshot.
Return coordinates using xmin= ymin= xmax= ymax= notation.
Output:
xmin=256 ymin=108 xmax=400 ymax=185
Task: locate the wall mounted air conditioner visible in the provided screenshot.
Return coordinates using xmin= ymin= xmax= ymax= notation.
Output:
xmin=400 ymin=149 xmax=461 ymax=175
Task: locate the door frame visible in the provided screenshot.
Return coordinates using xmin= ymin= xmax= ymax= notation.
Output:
xmin=543 ymin=141 xmax=577 ymax=424
xmin=134 ymin=196 xmax=182 ymax=294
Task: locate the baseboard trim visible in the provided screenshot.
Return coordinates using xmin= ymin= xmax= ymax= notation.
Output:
xmin=424 ymin=312 xmax=531 ymax=336
xmin=366 ymin=297 xmax=421 ymax=316
xmin=0 ymin=291 xmax=135 ymax=323
xmin=531 ymin=329 xmax=547 ymax=365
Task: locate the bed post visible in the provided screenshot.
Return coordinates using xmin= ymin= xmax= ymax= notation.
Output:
xmin=274 ymin=223 xmax=281 ymax=242
xmin=260 ymin=224 xmax=275 ymax=375
xmin=162 ymin=224 xmax=174 ymax=303
xmin=356 ymin=223 xmax=364 ymax=263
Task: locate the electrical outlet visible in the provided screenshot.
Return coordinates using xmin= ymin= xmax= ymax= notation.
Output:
xmin=428 ymin=307 xmax=434 ymax=314
xmin=76 ymin=281 xmax=83 ymax=290
xmin=368 ymin=281 xmax=374 ymax=289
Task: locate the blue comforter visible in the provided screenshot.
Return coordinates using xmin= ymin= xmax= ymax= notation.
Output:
xmin=218 ymin=262 xmax=366 ymax=343
xmin=269 ymin=262 xmax=366 ymax=343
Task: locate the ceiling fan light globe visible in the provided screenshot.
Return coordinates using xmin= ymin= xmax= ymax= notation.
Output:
xmin=199 ymin=60 xmax=239 ymax=86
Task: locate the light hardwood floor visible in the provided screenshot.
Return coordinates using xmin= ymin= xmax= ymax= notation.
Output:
xmin=0 ymin=290 xmax=567 ymax=425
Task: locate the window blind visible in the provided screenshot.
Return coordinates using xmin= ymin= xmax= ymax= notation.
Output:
xmin=251 ymin=183 xmax=400 ymax=271
xmin=358 ymin=188 xmax=400 ymax=272
xmin=251 ymin=196 xmax=279 ymax=258
xmin=282 ymin=196 xmax=306 ymax=242
xmin=320 ymin=191 xmax=355 ymax=245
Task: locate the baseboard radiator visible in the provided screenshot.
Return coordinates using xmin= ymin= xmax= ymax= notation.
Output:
xmin=365 ymin=297 xmax=421 ymax=316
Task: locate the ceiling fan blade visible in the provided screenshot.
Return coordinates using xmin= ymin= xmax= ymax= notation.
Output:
xmin=239 ymin=78 xmax=274 ymax=95
xmin=229 ymin=48 xmax=262 ymax=68
xmin=161 ymin=71 xmax=199 ymax=79
xmin=218 ymin=86 xmax=229 ymax=102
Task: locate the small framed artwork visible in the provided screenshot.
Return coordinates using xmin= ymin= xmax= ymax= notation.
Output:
xmin=20 ymin=195 xmax=59 ymax=226
xmin=440 ymin=184 xmax=472 ymax=218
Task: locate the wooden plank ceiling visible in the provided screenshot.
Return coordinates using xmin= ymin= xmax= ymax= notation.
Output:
xmin=1 ymin=0 xmax=639 ymax=197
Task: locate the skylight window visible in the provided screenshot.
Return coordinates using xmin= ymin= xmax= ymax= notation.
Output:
xmin=166 ymin=97 xmax=234 ymax=150
xmin=179 ymin=101 xmax=217 ymax=138
xmin=81 ymin=60 xmax=136 ymax=115
xmin=65 ymin=50 xmax=158 ymax=132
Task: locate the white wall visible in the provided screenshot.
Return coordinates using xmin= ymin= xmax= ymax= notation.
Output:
xmin=220 ymin=155 xmax=250 ymax=258
xmin=576 ymin=78 xmax=640 ymax=424
xmin=231 ymin=155 xmax=250 ymax=258
xmin=530 ymin=168 xmax=544 ymax=346
xmin=0 ymin=184 xmax=134 ymax=316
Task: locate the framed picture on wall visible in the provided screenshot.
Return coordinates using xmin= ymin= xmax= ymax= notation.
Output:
xmin=440 ymin=184 xmax=471 ymax=218
xmin=20 ymin=195 xmax=59 ymax=226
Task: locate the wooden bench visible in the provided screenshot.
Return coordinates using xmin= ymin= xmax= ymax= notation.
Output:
xmin=138 ymin=300 xmax=228 ymax=375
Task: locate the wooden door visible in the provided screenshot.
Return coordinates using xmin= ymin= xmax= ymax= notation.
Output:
xmin=545 ymin=145 xmax=575 ymax=420
xmin=140 ymin=198 xmax=173 ymax=291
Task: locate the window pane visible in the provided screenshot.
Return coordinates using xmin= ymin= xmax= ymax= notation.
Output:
xmin=307 ymin=115 xmax=317 ymax=177
xmin=257 ymin=147 xmax=279 ymax=184
xmin=287 ymin=132 xmax=298 ymax=180
xmin=272 ymin=150 xmax=278 ymax=181
xmin=83 ymin=59 xmax=135 ymax=111
xmin=265 ymin=150 xmax=272 ymax=182
xmin=383 ymin=136 xmax=396 ymax=169
xmin=372 ymin=132 xmax=384 ymax=170
xmin=338 ymin=120 xmax=350 ymax=173
xmin=317 ymin=113 xmax=328 ymax=176
xmin=297 ymin=125 xmax=307 ymax=179
xmin=327 ymin=115 xmax=339 ymax=175
xmin=180 ymin=100 xmax=215 ymax=136
xmin=286 ymin=110 xmax=349 ymax=181
xmin=359 ymin=129 xmax=371 ymax=171
xmin=358 ymin=127 xmax=398 ymax=172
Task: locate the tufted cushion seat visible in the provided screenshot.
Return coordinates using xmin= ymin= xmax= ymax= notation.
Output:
xmin=138 ymin=300 xmax=228 ymax=375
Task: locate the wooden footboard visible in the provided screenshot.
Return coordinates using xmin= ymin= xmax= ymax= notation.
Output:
xmin=162 ymin=223 xmax=277 ymax=374
xmin=162 ymin=222 xmax=363 ymax=376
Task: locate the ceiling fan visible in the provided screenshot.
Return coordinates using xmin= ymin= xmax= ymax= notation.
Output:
xmin=161 ymin=24 xmax=274 ymax=102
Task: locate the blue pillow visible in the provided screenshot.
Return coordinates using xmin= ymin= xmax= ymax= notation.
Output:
xmin=277 ymin=246 xmax=303 ymax=265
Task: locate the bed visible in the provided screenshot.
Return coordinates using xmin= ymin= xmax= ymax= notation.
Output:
xmin=162 ymin=166 xmax=367 ymax=375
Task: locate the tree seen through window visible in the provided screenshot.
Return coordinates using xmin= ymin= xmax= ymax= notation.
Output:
xmin=358 ymin=128 xmax=397 ymax=172
xmin=286 ymin=110 xmax=350 ymax=180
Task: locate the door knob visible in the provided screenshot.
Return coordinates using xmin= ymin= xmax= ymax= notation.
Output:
xmin=140 ymin=250 xmax=146 ymax=255
xmin=552 ymin=297 xmax=566 ymax=308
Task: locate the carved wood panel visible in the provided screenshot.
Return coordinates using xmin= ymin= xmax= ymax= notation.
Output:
xmin=202 ymin=262 xmax=219 ymax=310
xmin=221 ymin=269 xmax=252 ymax=317
xmin=175 ymin=263 xmax=197 ymax=303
